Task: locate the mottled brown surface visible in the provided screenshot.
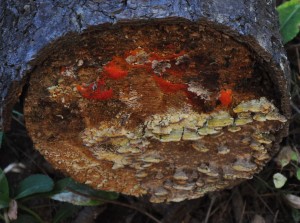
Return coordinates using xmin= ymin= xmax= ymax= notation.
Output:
xmin=24 ymin=22 xmax=286 ymax=202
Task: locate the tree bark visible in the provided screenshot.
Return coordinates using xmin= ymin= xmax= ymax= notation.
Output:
xmin=0 ymin=0 xmax=291 ymax=202
xmin=0 ymin=0 xmax=290 ymax=131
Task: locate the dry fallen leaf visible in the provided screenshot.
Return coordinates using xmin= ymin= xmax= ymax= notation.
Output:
xmin=7 ymin=200 xmax=18 ymax=221
xmin=285 ymin=194 xmax=300 ymax=209
xmin=275 ymin=146 xmax=293 ymax=168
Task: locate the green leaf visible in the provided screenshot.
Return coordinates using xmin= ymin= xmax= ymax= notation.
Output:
xmin=52 ymin=191 xmax=104 ymax=206
xmin=292 ymin=208 xmax=300 ymax=222
xmin=52 ymin=203 xmax=80 ymax=223
xmin=0 ymin=168 xmax=10 ymax=209
xmin=55 ymin=178 xmax=118 ymax=200
xmin=50 ymin=178 xmax=118 ymax=206
xmin=14 ymin=174 xmax=54 ymax=199
xmin=277 ymin=0 xmax=300 ymax=44
xmin=11 ymin=214 xmax=38 ymax=223
xmin=291 ymin=151 xmax=299 ymax=162
xmin=296 ymin=168 xmax=300 ymax=181
xmin=273 ymin=172 xmax=287 ymax=189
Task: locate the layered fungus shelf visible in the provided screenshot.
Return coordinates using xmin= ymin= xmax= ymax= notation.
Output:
xmin=25 ymin=22 xmax=287 ymax=203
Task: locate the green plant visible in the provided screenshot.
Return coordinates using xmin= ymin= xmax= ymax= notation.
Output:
xmin=0 ymin=166 xmax=118 ymax=223
xmin=1 ymin=109 xmax=162 ymax=223
xmin=273 ymin=145 xmax=300 ymax=187
xmin=50 ymin=178 xmax=118 ymax=206
xmin=277 ymin=0 xmax=300 ymax=44
xmin=272 ymin=145 xmax=300 ymax=222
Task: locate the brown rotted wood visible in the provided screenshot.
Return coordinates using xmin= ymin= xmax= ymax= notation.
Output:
xmin=0 ymin=0 xmax=290 ymax=202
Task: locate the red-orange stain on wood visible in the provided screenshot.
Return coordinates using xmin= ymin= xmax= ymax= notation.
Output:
xmin=153 ymin=75 xmax=187 ymax=93
xmin=77 ymin=49 xmax=189 ymax=100
xmin=165 ymin=44 xmax=176 ymax=49
xmin=125 ymin=48 xmax=142 ymax=57
xmin=60 ymin=66 xmax=67 ymax=73
xmin=130 ymin=63 xmax=153 ymax=72
xmin=77 ymin=80 xmax=113 ymax=100
xmin=219 ymin=89 xmax=233 ymax=107
xmin=104 ymin=60 xmax=128 ymax=80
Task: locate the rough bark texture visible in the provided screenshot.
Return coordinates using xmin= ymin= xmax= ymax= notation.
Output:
xmin=0 ymin=0 xmax=291 ymax=202
xmin=0 ymin=0 xmax=290 ymax=131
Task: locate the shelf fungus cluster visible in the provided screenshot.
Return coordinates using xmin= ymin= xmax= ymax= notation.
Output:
xmin=24 ymin=23 xmax=288 ymax=203
xmin=79 ymin=97 xmax=286 ymax=202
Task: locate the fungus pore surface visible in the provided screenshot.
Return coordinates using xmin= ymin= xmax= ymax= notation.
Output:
xmin=25 ymin=22 xmax=287 ymax=203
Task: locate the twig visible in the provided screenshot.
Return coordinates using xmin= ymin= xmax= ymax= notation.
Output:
xmin=3 ymin=212 xmax=9 ymax=223
xmin=286 ymin=43 xmax=300 ymax=49
xmin=238 ymin=201 xmax=246 ymax=223
xmin=253 ymin=175 xmax=275 ymax=191
xmin=211 ymin=192 xmax=234 ymax=218
xmin=204 ymin=195 xmax=216 ymax=223
xmin=18 ymin=204 xmax=44 ymax=223
xmin=291 ymin=101 xmax=300 ymax=114
xmin=11 ymin=115 xmax=24 ymax=127
xmin=66 ymin=187 xmax=161 ymax=223
xmin=273 ymin=210 xmax=279 ymax=223
xmin=247 ymin=183 xmax=274 ymax=215
xmin=232 ymin=188 xmax=244 ymax=223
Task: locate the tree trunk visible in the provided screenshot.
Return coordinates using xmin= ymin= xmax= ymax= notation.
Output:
xmin=0 ymin=0 xmax=290 ymax=203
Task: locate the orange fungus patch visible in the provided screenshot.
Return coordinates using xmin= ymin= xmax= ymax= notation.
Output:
xmin=104 ymin=60 xmax=128 ymax=80
xmin=153 ymin=75 xmax=187 ymax=93
xmin=219 ymin=89 xmax=233 ymax=107
xmin=77 ymin=48 xmax=190 ymax=100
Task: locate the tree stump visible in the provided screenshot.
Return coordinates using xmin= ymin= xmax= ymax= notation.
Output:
xmin=1 ymin=1 xmax=290 ymax=203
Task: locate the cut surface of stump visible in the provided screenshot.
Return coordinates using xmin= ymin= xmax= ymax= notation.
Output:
xmin=25 ymin=22 xmax=287 ymax=203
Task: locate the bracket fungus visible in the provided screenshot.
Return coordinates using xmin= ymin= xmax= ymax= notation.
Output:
xmin=1 ymin=1 xmax=290 ymax=203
